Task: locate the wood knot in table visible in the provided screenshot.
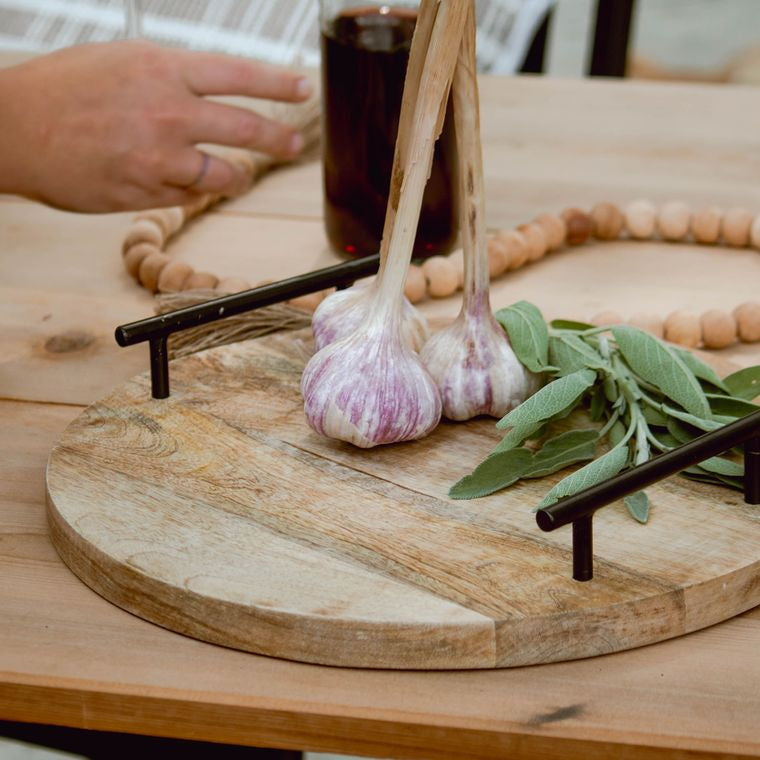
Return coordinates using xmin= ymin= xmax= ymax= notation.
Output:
xmin=44 ymin=330 xmax=95 ymax=354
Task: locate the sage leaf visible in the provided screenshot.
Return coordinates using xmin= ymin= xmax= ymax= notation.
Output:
xmin=699 ymin=456 xmax=744 ymax=477
xmin=624 ymin=491 xmax=650 ymax=523
xmin=608 ymin=420 xmax=627 ymax=447
xmin=538 ymin=445 xmax=630 ymax=508
xmin=603 ymin=375 xmax=618 ymax=403
xmin=672 ymin=347 xmax=729 ymax=393
xmin=449 ymin=447 xmax=534 ymax=500
xmin=651 ymin=430 xmax=680 ymax=449
xmin=666 ymin=416 xmax=698 ymax=443
xmin=611 ymin=325 xmax=710 ymax=418
xmin=589 ymin=388 xmax=606 ymax=421
xmin=550 ymin=319 xmax=595 ymax=331
xmin=683 ymin=468 xmax=744 ymax=491
xmin=705 ymin=393 xmax=760 ymax=418
xmin=523 ymin=429 xmax=599 ymax=478
xmin=642 ymin=405 xmax=668 ymax=426
xmin=723 ymin=366 xmax=760 ymax=401
xmin=449 ymin=429 xmax=599 ymax=500
xmin=662 ymin=404 xmax=725 ymax=432
xmin=494 ymin=369 xmax=596 ymax=451
xmin=494 ymin=301 xmax=549 ymax=373
xmin=549 ymin=334 xmax=607 ymax=376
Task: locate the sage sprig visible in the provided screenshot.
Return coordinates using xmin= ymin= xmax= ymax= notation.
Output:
xmin=450 ymin=301 xmax=760 ymax=523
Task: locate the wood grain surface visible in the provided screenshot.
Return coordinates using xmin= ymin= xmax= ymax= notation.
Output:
xmin=45 ymin=329 xmax=760 ymax=669
xmin=5 ymin=49 xmax=760 ymax=756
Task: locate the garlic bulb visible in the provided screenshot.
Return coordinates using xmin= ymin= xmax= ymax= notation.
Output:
xmin=311 ymin=281 xmax=430 ymax=353
xmin=302 ymin=0 xmax=468 ymax=448
xmin=302 ymin=317 xmax=441 ymax=447
xmin=420 ymin=6 xmax=536 ymax=420
xmin=421 ymin=309 xmax=533 ymax=420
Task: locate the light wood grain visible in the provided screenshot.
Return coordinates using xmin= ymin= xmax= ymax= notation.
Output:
xmin=44 ymin=331 xmax=760 ymax=670
xmin=4 ymin=47 xmax=760 ymax=756
xmin=1 ymin=399 xmax=759 ymax=759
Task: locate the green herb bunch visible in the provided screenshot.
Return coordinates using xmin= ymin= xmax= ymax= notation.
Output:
xmin=449 ymin=301 xmax=760 ymax=522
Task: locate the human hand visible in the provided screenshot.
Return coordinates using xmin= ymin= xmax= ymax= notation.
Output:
xmin=0 ymin=41 xmax=313 ymax=212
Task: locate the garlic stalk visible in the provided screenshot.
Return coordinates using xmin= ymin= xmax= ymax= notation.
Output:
xmin=302 ymin=0 xmax=468 ymax=447
xmin=420 ymin=5 xmax=537 ymax=420
xmin=310 ymin=0 xmax=442 ymax=354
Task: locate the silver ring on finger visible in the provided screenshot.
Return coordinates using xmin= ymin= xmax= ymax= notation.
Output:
xmin=183 ymin=151 xmax=211 ymax=189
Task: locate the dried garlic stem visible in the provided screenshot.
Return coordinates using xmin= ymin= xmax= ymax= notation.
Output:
xmin=421 ymin=3 xmax=536 ymax=420
xmin=310 ymin=0 xmax=440 ymax=351
xmin=368 ymin=0 xmax=461 ymax=326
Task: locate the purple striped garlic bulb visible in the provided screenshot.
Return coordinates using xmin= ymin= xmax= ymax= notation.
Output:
xmin=420 ymin=5 xmax=537 ymax=420
xmin=421 ymin=306 xmax=534 ymax=420
xmin=301 ymin=315 xmax=441 ymax=448
xmin=311 ymin=281 xmax=429 ymax=353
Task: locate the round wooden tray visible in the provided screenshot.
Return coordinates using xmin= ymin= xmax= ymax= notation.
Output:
xmin=46 ymin=330 xmax=760 ymax=669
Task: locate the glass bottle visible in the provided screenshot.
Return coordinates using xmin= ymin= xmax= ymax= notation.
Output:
xmin=319 ymin=0 xmax=459 ymax=258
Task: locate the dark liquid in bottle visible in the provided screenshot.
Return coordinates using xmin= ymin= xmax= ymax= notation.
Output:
xmin=321 ymin=7 xmax=458 ymax=258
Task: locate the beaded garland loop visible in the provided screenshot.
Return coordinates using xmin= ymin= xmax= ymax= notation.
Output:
xmin=121 ymin=192 xmax=760 ymax=351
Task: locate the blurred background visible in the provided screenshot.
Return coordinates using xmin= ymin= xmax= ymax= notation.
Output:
xmin=1 ymin=0 xmax=760 ymax=83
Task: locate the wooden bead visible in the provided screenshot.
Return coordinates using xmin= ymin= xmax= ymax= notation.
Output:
xmin=487 ymin=238 xmax=510 ymax=277
xmin=691 ymin=207 xmax=722 ymax=244
xmin=664 ymin=310 xmax=701 ymax=348
xmin=750 ymin=215 xmax=760 ymax=249
xmin=422 ymin=256 xmax=459 ymax=298
xmin=182 ymin=272 xmax=219 ymax=291
xmin=628 ymin=312 xmax=664 ymax=338
xmin=182 ymin=195 xmax=213 ymax=221
xmin=721 ymin=207 xmax=753 ymax=246
xmin=497 ymin=229 xmax=529 ymax=270
xmin=162 ymin=207 xmax=185 ymax=236
xmin=517 ymin=222 xmax=548 ymax=261
xmin=288 ymin=291 xmax=326 ymax=312
xmin=216 ymin=277 xmax=251 ymax=293
xmin=404 ymin=264 xmax=427 ymax=304
xmin=123 ymin=218 xmax=165 ymax=251
xmin=700 ymin=309 xmax=737 ymax=349
xmin=138 ymin=251 xmax=171 ymax=293
xmin=624 ymin=199 xmax=656 ymax=239
xmin=590 ymin=202 xmax=624 ymax=240
xmin=157 ymin=260 xmax=194 ymax=293
xmin=534 ymin=213 xmax=566 ymax=250
xmin=657 ymin=201 xmax=691 ymax=241
xmin=134 ymin=210 xmax=165 ymax=235
xmin=733 ymin=302 xmax=760 ymax=342
xmin=135 ymin=208 xmax=182 ymax=238
xmin=123 ymin=242 xmax=159 ymax=279
xmin=447 ymin=248 xmax=465 ymax=289
xmin=561 ymin=208 xmax=593 ymax=245
xmin=590 ymin=310 xmax=623 ymax=326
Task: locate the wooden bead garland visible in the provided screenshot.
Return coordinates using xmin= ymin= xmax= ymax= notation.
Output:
xmin=121 ymin=192 xmax=760 ymax=350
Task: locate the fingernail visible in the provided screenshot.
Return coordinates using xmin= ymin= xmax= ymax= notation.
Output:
xmin=289 ymin=132 xmax=305 ymax=155
xmin=295 ymin=77 xmax=312 ymax=99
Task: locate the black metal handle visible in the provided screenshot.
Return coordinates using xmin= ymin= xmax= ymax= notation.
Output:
xmin=536 ymin=411 xmax=760 ymax=581
xmin=115 ymin=253 xmax=379 ymax=398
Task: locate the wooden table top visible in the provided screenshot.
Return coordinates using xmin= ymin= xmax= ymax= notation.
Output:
xmin=2 ymin=51 xmax=760 ymax=758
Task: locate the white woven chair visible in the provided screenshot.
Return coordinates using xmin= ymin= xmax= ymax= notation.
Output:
xmin=0 ymin=0 xmax=555 ymax=73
